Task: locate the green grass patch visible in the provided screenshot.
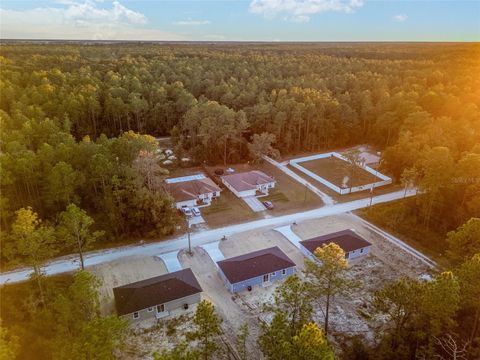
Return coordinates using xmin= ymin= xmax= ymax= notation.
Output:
xmin=263 ymin=190 xmax=289 ymax=203
xmin=202 ymin=200 xmax=231 ymax=214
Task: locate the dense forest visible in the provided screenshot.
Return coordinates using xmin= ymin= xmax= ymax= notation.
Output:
xmin=0 ymin=42 xmax=479 ymax=359
xmin=1 ymin=43 xmax=479 ymax=249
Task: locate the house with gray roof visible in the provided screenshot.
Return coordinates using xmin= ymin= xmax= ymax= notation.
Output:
xmin=299 ymin=229 xmax=372 ymax=261
xmin=113 ymin=268 xmax=202 ymax=323
xmin=217 ymin=246 xmax=296 ymax=293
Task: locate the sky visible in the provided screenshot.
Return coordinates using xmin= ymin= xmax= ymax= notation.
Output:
xmin=0 ymin=0 xmax=479 ymax=42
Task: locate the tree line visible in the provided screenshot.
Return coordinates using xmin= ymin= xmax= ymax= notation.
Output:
xmin=2 ymin=43 xmax=478 ymax=254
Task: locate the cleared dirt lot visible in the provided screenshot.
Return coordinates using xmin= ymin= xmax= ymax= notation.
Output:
xmin=90 ymin=255 xmax=168 ymax=316
xmin=101 ymin=213 xmax=430 ymax=358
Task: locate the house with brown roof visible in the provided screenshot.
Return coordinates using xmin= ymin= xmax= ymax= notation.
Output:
xmin=164 ymin=174 xmax=221 ymax=209
xmin=299 ymin=229 xmax=372 ymax=261
xmin=221 ymin=170 xmax=276 ymax=198
xmin=113 ymin=268 xmax=202 ymax=323
xmin=216 ymin=246 xmax=296 ymax=293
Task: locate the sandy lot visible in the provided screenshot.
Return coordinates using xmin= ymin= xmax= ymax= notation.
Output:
xmin=97 ymin=213 xmax=430 ymax=358
xmin=90 ymin=255 xmax=168 ymax=315
xmin=287 ymin=213 xmax=430 ymax=344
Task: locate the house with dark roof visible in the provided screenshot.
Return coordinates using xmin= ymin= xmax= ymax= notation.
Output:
xmin=113 ymin=268 xmax=202 ymax=323
xmin=216 ymin=246 xmax=296 ymax=293
xmin=299 ymin=229 xmax=372 ymax=261
xmin=164 ymin=174 xmax=221 ymax=209
xmin=221 ymin=170 xmax=275 ymax=198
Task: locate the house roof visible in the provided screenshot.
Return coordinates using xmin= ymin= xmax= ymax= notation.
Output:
xmin=113 ymin=268 xmax=202 ymax=315
xmin=165 ymin=176 xmax=221 ymax=202
xmin=300 ymin=229 xmax=372 ymax=255
xmin=221 ymin=170 xmax=275 ymax=192
xmin=217 ymin=246 xmax=295 ymax=284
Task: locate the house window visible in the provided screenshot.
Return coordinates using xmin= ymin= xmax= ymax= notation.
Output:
xmin=282 ymin=269 xmax=286 ymax=275
xmin=147 ymin=307 xmax=153 ymax=312
xmin=133 ymin=312 xmax=139 ymax=319
xmin=157 ymin=304 xmax=165 ymax=313
xmin=360 ymin=248 xmax=364 ymax=253
xmin=345 ymin=252 xmax=350 ymax=259
xmin=271 ymin=272 xmax=276 ymax=276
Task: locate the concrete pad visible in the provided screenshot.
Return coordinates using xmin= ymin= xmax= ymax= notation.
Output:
xmin=156 ymin=250 xmax=182 ymax=272
xmin=201 ymin=241 xmax=225 ymax=263
xmin=189 ymin=215 xmax=205 ymax=226
xmin=274 ymin=225 xmax=302 ymax=249
xmin=243 ymin=196 xmax=266 ymax=212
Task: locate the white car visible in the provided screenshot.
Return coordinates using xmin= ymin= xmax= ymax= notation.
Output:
xmin=192 ymin=207 xmax=201 ymax=217
xmin=181 ymin=206 xmax=192 ymax=217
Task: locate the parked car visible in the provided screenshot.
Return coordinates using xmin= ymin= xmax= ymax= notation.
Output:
xmin=181 ymin=206 xmax=192 ymax=216
xmin=192 ymin=207 xmax=201 ymax=217
xmin=263 ymin=201 xmax=274 ymax=210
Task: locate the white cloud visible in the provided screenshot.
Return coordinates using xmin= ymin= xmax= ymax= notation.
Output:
xmin=393 ymin=14 xmax=408 ymax=22
xmin=173 ymin=19 xmax=210 ymax=26
xmin=249 ymin=0 xmax=363 ymax=22
xmin=0 ymin=0 xmax=183 ymax=40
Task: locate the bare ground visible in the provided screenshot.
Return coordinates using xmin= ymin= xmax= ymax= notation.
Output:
xmin=98 ymin=213 xmax=429 ymax=358
xmin=90 ymin=255 xmax=168 ymax=316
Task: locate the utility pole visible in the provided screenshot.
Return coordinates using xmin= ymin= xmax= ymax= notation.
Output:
xmin=186 ymin=217 xmax=192 ymax=255
xmin=369 ymin=168 xmax=378 ymax=207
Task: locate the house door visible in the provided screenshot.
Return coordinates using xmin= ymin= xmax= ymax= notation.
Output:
xmin=263 ymin=274 xmax=269 ymax=282
xmin=156 ymin=304 xmax=165 ymax=314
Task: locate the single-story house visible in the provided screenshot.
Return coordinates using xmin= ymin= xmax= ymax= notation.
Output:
xmin=299 ymin=229 xmax=372 ymax=261
xmin=221 ymin=170 xmax=276 ymax=198
xmin=164 ymin=174 xmax=222 ymax=209
xmin=113 ymin=268 xmax=202 ymax=323
xmin=217 ymin=246 xmax=296 ymax=293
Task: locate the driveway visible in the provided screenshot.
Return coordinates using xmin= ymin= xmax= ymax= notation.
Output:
xmin=189 ymin=215 xmax=205 ymax=226
xmin=242 ymin=196 xmax=266 ymax=212
xmin=274 ymin=225 xmax=303 ymax=249
xmin=157 ymin=250 xmax=182 ymax=272
xmin=201 ymin=241 xmax=226 ymax=263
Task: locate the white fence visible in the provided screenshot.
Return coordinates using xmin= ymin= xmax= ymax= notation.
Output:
xmin=289 ymin=152 xmax=392 ymax=195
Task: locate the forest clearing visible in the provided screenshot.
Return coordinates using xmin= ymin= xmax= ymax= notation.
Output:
xmin=0 ymin=35 xmax=478 ymax=360
xmin=95 ymin=213 xmax=431 ymax=359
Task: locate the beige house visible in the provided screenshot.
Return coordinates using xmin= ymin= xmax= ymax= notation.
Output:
xmin=113 ymin=268 xmax=202 ymax=324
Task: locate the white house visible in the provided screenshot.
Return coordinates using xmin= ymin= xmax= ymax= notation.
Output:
xmin=221 ymin=170 xmax=276 ymax=198
xmin=299 ymin=229 xmax=372 ymax=261
xmin=164 ymin=174 xmax=222 ymax=209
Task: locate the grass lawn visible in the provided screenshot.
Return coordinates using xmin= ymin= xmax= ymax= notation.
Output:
xmin=201 ymin=190 xmax=260 ymax=228
xmin=256 ymin=162 xmax=324 ymax=215
xmin=356 ymin=198 xmax=450 ymax=268
xmin=200 ymin=161 xmax=324 ymax=227
xmin=298 ymin=156 xmax=382 ymax=188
